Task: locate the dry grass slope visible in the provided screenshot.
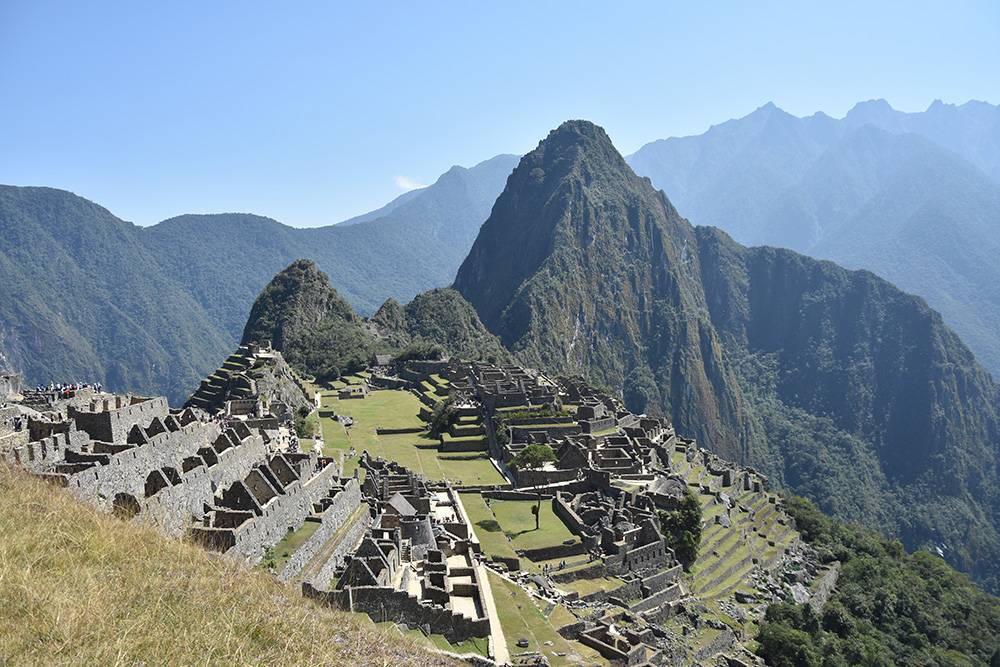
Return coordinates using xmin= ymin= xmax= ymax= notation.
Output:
xmin=0 ymin=465 xmax=458 ymax=667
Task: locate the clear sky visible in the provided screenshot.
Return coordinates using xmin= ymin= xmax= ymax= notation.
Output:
xmin=2 ymin=1 xmax=998 ymax=227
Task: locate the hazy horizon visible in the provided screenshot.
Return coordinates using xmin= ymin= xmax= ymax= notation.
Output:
xmin=2 ymin=2 xmax=998 ymax=227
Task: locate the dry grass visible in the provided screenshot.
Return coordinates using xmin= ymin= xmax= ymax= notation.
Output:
xmin=0 ymin=465 xmax=458 ymax=666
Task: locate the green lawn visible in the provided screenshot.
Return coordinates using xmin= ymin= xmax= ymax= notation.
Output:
xmin=461 ymin=494 xmax=580 ymax=570
xmin=487 ymin=499 xmax=579 ymax=551
xmin=460 ymin=493 xmax=520 ymax=564
xmin=315 ymin=389 xmax=504 ymax=485
xmin=376 ymin=434 xmax=505 ymax=486
xmin=555 ymin=575 xmax=626 ymax=597
xmin=270 ymin=520 xmax=320 ymax=570
xmin=318 ymin=389 xmax=427 ymax=474
xmin=487 ymin=572 xmax=607 ymax=666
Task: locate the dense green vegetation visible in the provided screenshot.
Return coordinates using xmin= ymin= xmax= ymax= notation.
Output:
xmin=756 ymin=497 xmax=1000 ymax=667
xmin=0 ymin=186 xmax=232 ymax=404
xmin=241 ymin=260 xmax=374 ymax=382
xmin=0 ymin=156 xmax=517 ymax=403
xmin=510 ymin=444 xmax=556 ymax=471
xmin=395 ymin=342 xmax=446 ymax=363
xmin=428 ymin=396 xmax=458 ymax=436
xmin=240 ymin=262 xmax=505 ymax=383
xmin=657 ymin=488 xmax=702 ymax=567
xmin=452 ymin=119 xmax=1000 ymax=592
xmin=371 ymin=288 xmax=510 ymax=364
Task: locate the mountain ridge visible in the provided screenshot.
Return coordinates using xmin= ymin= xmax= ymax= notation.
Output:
xmin=454 ymin=119 xmax=1000 ymax=591
xmin=627 ymin=99 xmax=1000 ymax=376
xmin=0 ymin=154 xmax=518 ymax=402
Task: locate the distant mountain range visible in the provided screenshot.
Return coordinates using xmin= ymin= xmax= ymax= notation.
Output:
xmin=2 ymin=98 xmax=999 ymax=402
xmin=627 ymin=99 xmax=1000 ymax=375
xmin=452 ymin=119 xmax=1000 ymax=592
xmin=0 ymin=155 xmax=517 ymax=403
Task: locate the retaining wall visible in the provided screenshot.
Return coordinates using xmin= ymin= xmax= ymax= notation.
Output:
xmin=279 ymin=478 xmax=363 ymax=582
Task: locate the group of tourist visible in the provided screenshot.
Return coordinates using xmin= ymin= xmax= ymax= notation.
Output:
xmin=33 ymin=381 xmax=103 ymax=398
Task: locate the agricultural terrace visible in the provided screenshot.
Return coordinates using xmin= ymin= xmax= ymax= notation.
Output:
xmin=318 ymin=388 xmax=504 ymax=485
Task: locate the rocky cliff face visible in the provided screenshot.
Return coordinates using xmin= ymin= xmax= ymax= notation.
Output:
xmin=453 ymin=120 xmax=1000 ymax=591
xmin=454 ymin=121 xmax=758 ymax=461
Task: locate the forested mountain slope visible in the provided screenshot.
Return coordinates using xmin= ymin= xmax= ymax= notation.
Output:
xmin=0 ymin=155 xmax=517 ymax=402
xmin=453 ymin=119 xmax=1000 ymax=591
xmin=0 ymin=185 xmax=230 ymax=402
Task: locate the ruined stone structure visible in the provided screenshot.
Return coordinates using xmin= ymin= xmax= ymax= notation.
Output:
xmin=306 ymin=454 xmax=491 ymax=643
xmin=186 ymin=344 xmax=311 ymax=421
xmin=3 ymin=348 xmax=337 ymax=568
xmin=192 ymin=451 xmax=341 ymax=563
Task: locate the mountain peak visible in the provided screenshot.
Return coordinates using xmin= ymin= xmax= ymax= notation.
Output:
xmin=845 ymin=98 xmax=897 ymax=123
xmin=548 ymin=118 xmax=611 ymax=140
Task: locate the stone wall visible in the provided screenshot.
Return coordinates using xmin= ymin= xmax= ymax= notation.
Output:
xmin=279 ymin=477 xmax=363 ymax=582
xmin=580 ymin=577 xmax=641 ymax=604
xmin=303 ymin=583 xmax=490 ymax=643
xmin=376 ymin=426 xmax=424 ymax=435
xmin=641 ymin=564 xmax=682 ymax=594
xmin=552 ymin=562 xmax=606 ymax=583
xmin=194 ymin=460 xmax=340 ymax=564
xmin=629 ymin=582 xmax=684 ymax=613
xmin=69 ymin=396 xmax=169 ymax=444
xmin=311 ymin=506 xmax=374 ymax=589
xmin=521 ymin=541 xmax=588 ymax=562
xmin=515 ymin=466 xmax=579 ymax=488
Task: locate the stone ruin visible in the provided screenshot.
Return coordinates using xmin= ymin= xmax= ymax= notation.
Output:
xmin=304 ymin=454 xmax=492 ymax=644
xmin=2 ymin=350 xmax=342 ymax=567
xmin=186 ymin=343 xmax=311 ymax=422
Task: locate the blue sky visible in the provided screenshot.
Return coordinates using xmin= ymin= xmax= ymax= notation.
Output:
xmin=2 ymin=2 xmax=998 ymax=227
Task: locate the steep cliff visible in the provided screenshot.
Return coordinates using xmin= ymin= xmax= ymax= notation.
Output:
xmin=453 ymin=120 xmax=759 ymax=462
xmin=453 ymin=120 xmax=1000 ymax=590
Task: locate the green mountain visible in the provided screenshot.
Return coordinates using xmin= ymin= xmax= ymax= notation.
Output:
xmin=369 ymin=288 xmax=509 ymax=364
xmin=240 ymin=261 xmax=505 ymax=381
xmin=0 ymin=185 xmax=231 ymax=401
xmin=627 ymin=100 xmax=1000 ymax=376
xmin=0 ymin=154 xmax=518 ymax=402
xmin=453 ymin=120 xmax=1000 ymax=592
xmin=241 ymin=260 xmax=374 ymax=381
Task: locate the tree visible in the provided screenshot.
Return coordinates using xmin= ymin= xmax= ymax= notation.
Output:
xmin=293 ymin=405 xmax=312 ymax=438
xmin=511 ymin=444 xmax=556 ymax=530
xmin=658 ymin=488 xmax=703 ymax=567
xmin=429 ymin=396 xmax=458 ymax=436
xmin=510 ymin=443 xmax=557 ymax=471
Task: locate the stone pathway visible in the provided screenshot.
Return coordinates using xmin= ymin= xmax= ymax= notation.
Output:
xmin=476 ymin=560 xmax=510 ymax=665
